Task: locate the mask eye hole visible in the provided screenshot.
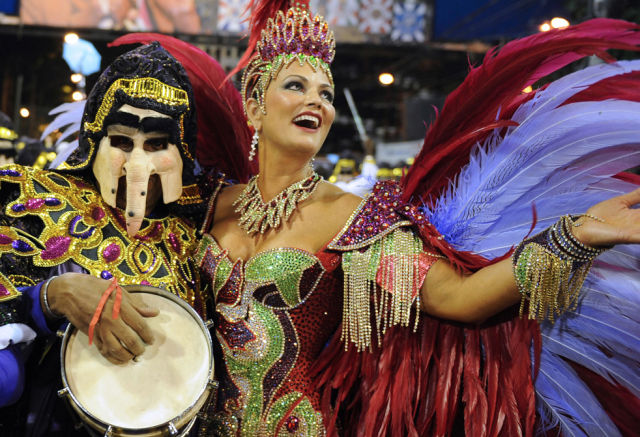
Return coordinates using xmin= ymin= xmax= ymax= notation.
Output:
xmin=109 ymin=135 xmax=133 ymax=152
xmin=144 ymin=137 xmax=169 ymax=152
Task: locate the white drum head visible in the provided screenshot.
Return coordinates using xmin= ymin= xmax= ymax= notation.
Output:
xmin=64 ymin=291 xmax=211 ymax=429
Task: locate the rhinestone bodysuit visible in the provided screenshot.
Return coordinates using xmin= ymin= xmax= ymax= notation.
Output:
xmin=197 ymin=181 xmax=440 ymax=436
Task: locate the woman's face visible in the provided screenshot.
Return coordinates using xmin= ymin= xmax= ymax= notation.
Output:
xmin=254 ymin=61 xmax=335 ymax=158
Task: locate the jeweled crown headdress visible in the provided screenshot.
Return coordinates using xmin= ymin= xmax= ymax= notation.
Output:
xmin=238 ymin=0 xmax=336 ymax=114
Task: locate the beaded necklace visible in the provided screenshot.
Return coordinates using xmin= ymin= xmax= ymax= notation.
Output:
xmin=233 ymin=172 xmax=322 ymax=235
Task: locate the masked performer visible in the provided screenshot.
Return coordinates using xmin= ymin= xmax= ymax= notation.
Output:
xmin=0 ymin=39 xmax=250 ymax=434
xmin=191 ymin=2 xmax=640 ymax=436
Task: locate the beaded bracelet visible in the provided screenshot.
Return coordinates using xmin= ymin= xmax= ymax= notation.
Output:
xmin=42 ymin=276 xmax=64 ymax=319
xmin=572 ymin=213 xmax=606 ymax=227
xmin=548 ymin=215 xmax=604 ymax=261
xmin=512 ymin=215 xmax=607 ymax=322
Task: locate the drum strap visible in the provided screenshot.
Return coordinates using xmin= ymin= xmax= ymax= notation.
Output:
xmin=88 ymin=278 xmax=123 ymax=345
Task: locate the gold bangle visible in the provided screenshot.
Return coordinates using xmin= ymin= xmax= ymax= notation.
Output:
xmin=42 ymin=277 xmax=64 ymax=319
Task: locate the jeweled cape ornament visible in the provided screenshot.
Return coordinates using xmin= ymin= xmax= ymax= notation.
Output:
xmin=233 ymin=172 xmax=321 ymax=235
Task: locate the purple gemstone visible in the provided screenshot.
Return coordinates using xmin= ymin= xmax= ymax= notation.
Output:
xmin=26 ymin=198 xmax=45 ymax=210
xmin=11 ymin=204 xmax=26 ymax=213
xmin=0 ymin=170 xmax=21 ymax=177
xmin=141 ymin=280 xmax=151 ymax=285
xmin=12 ymin=240 xmax=32 ymax=252
xmin=0 ymin=234 xmax=12 ymax=245
xmin=0 ymin=284 xmax=9 ymax=296
xmin=101 ymin=270 xmax=113 ymax=280
xmin=103 ymin=243 xmax=121 ymax=263
xmin=168 ymin=233 xmax=181 ymax=253
xmin=44 ymin=197 xmax=61 ymax=206
xmin=40 ymin=236 xmax=71 ymax=260
xmin=68 ymin=215 xmax=94 ymax=239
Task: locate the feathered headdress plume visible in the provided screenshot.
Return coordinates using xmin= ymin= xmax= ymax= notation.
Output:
xmin=110 ymin=33 xmax=253 ymax=181
xmin=228 ymin=0 xmax=307 ymax=80
xmin=402 ymin=18 xmax=640 ymax=204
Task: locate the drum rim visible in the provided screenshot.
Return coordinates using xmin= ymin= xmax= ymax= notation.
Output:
xmin=59 ymin=284 xmax=215 ymax=434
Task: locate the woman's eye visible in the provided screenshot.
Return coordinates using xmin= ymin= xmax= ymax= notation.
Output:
xmin=144 ymin=137 xmax=168 ymax=152
xmin=285 ymin=81 xmax=303 ymax=91
xmin=321 ymin=91 xmax=334 ymax=103
xmin=109 ymin=135 xmax=133 ymax=152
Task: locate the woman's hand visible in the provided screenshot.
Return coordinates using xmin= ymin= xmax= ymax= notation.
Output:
xmin=571 ymin=188 xmax=640 ymax=248
xmin=46 ymin=273 xmax=159 ymax=364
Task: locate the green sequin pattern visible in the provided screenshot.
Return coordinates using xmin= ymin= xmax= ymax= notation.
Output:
xmin=245 ymin=248 xmax=320 ymax=308
xmin=200 ymin=234 xmax=326 ymax=436
xmin=263 ymin=391 xmax=324 ymax=436
xmin=219 ymin=300 xmax=286 ymax=436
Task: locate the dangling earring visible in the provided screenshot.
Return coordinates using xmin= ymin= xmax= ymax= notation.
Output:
xmin=249 ymin=130 xmax=258 ymax=161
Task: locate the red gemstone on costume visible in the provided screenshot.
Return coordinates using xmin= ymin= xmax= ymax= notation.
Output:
xmin=41 ymin=236 xmax=71 ymax=260
xmin=141 ymin=280 xmax=151 ymax=285
xmin=103 ymin=243 xmax=121 ymax=262
xmin=285 ymin=415 xmax=299 ymax=432
xmin=0 ymin=284 xmax=9 ymax=296
xmin=0 ymin=234 xmax=12 ymax=245
xmin=92 ymin=207 xmax=105 ymax=221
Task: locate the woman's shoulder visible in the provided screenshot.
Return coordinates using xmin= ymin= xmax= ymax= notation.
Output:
xmin=316 ymin=180 xmax=363 ymax=210
xmin=304 ymin=181 xmax=364 ymax=235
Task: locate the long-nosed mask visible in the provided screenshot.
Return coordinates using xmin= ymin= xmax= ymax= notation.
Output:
xmin=61 ymin=42 xmax=203 ymax=236
xmin=92 ymin=104 xmax=183 ymax=236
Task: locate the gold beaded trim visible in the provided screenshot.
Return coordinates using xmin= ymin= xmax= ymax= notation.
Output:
xmin=513 ymin=215 xmax=604 ymax=322
xmin=84 ymin=77 xmax=189 ymax=134
xmin=341 ymin=228 xmax=424 ymax=351
xmin=176 ymin=183 xmax=202 ymax=205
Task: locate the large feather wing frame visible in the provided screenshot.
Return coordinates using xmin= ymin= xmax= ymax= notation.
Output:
xmin=423 ymin=59 xmax=640 ymax=437
xmin=401 ymin=18 xmax=640 ymax=204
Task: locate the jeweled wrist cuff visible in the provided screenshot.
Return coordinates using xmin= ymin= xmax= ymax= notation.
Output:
xmin=42 ymin=276 xmax=64 ymax=320
xmin=512 ymin=215 xmax=605 ymax=322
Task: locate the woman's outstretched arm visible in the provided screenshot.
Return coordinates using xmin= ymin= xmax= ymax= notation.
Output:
xmin=421 ymin=188 xmax=640 ymax=323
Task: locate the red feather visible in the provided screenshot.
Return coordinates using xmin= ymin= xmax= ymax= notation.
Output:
xmin=569 ymin=362 xmax=640 ymax=437
xmin=401 ymin=18 xmax=640 ymax=204
xmin=227 ymin=0 xmax=310 ymax=80
xmin=110 ymin=33 xmax=253 ymax=181
xmin=463 ymin=328 xmax=488 ymax=437
xmin=563 ymin=70 xmax=640 ymax=105
xmin=613 ymin=171 xmax=640 ymax=185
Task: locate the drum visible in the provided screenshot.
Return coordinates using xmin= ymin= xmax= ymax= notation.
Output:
xmin=58 ymin=285 xmax=216 ymax=436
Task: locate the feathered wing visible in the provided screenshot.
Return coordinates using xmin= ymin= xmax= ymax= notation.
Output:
xmin=110 ymin=33 xmax=253 ymax=182
xmin=418 ymin=31 xmax=640 ymax=437
xmin=42 ymin=100 xmax=85 ymax=168
xmin=401 ymin=18 xmax=640 ymax=205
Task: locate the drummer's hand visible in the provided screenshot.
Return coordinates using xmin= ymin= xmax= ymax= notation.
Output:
xmin=46 ymin=273 xmax=159 ymax=364
xmin=571 ymin=188 xmax=640 ymax=247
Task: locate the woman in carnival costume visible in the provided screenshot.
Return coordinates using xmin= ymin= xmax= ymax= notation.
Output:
xmin=172 ymin=1 xmax=640 ymax=435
